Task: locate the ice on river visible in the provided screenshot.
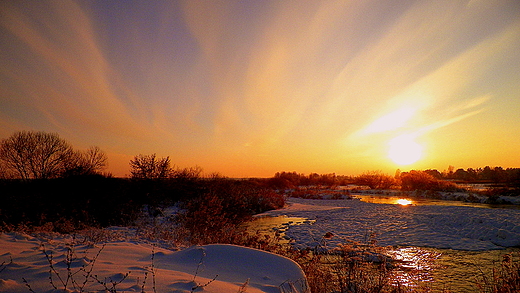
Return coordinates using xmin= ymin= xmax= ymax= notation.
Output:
xmin=259 ymin=198 xmax=520 ymax=251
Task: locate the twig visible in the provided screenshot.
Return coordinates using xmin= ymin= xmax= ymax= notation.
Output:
xmin=42 ymin=245 xmax=65 ymax=290
xmin=151 ymin=246 xmax=157 ymax=293
xmin=190 ymin=248 xmax=217 ymax=292
xmin=92 ymin=271 xmax=130 ymax=293
xmin=0 ymin=256 xmax=13 ymax=274
xmin=191 ymin=274 xmax=218 ymax=292
xmin=192 ymin=249 xmax=206 ymax=282
xmin=73 ymin=243 xmax=106 ymax=291
xmin=64 ymin=245 xmax=74 ymax=289
xmin=22 ymin=277 xmax=36 ymax=293
xmin=237 ymin=278 xmax=249 ymax=293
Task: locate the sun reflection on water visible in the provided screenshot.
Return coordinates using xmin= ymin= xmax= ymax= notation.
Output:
xmin=386 ymin=247 xmax=442 ymax=287
xmin=396 ymin=199 xmax=413 ymax=205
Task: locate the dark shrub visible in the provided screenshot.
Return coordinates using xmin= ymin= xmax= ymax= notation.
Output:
xmin=178 ymin=179 xmax=285 ymax=243
xmin=400 ymin=170 xmax=463 ymax=192
xmin=0 ymin=176 xmax=141 ymax=232
xmin=354 ymin=171 xmax=396 ymax=189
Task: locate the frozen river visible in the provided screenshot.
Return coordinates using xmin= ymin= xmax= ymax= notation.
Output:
xmin=256 ymin=197 xmax=520 ymax=292
xmin=260 ymin=197 xmax=520 ymax=251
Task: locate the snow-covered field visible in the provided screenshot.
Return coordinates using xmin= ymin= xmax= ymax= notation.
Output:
xmin=2 ymin=196 xmax=519 ymax=293
xmin=259 ymin=197 xmax=520 ymax=251
xmin=0 ymin=233 xmax=308 ymax=293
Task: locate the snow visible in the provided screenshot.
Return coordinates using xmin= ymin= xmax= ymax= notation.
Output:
xmin=259 ymin=197 xmax=520 ymax=251
xmin=2 ymin=196 xmax=519 ymax=292
xmin=0 ymin=233 xmax=308 ymax=293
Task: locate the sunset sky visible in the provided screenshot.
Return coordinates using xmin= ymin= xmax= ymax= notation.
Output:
xmin=1 ymin=0 xmax=519 ymax=177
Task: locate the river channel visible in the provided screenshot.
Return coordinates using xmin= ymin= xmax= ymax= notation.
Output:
xmin=355 ymin=193 xmax=520 ymax=210
xmin=249 ymin=195 xmax=520 ymax=292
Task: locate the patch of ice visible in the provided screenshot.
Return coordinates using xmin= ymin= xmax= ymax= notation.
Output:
xmin=261 ymin=198 xmax=520 ymax=251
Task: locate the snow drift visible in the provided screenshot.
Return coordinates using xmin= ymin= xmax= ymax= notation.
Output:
xmin=0 ymin=233 xmax=308 ymax=293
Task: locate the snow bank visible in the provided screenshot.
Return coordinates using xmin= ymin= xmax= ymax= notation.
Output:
xmin=260 ymin=198 xmax=520 ymax=251
xmin=0 ymin=233 xmax=308 ymax=293
xmin=158 ymin=244 xmax=308 ymax=293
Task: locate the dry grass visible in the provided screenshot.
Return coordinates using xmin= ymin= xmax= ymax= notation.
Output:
xmin=285 ymin=240 xmax=439 ymax=293
xmin=9 ymin=218 xmax=520 ymax=293
xmin=474 ymin=253 xmax=520 ymax=293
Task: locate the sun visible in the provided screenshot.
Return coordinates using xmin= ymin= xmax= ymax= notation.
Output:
xmin=388 ymin=134 xmax=423 ymax=165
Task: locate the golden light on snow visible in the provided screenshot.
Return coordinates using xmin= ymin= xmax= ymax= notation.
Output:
xmin=396 ymin=199 xmax=412 ymax=206
xmin=388 ymin=134 xmax=423 ymax=165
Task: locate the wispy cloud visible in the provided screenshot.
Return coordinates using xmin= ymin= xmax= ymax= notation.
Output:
xmin=0 ymin=1 xmax=155 ymax=142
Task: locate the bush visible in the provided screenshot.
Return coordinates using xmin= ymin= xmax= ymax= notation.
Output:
xmin=400 ymin=171 xmax=462 ymax=192
xmin=288 ymin=186 xmax=351 ymax=199
xmin=354 ymin=171 xmax=397 ymax=189
xmin=0 ymin=177 xmax=142 ymax=233
xmin=178 ymin=179 xmax=285 ymax=244
xmin=481 ymin=187 xmax=520 ymax=199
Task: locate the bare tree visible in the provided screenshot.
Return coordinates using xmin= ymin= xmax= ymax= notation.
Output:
xmin=83 ymin=146 xmax=108 ymax=173
xmin=62 ymin=146 xmax=108 ymax=176
xmin=0 ymin=131 xmax=74 ymax=179
xmin=129 ymin=154 xmax=171 ymax=179
xmin=0 ymin=160 xmax=15 ymax=179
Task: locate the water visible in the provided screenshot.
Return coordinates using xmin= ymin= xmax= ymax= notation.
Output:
xmin=387 ymin=246 xmax=520 ymax=292
xmin=248 ymin=205 xmax=520 ymax=292
xmin=432 ymin=248 xmax=520 ymax=291
xmin=244 ymin=215 xmax=313 ymax=241
xmin=352 ymin=195 xmax=520 ymax=290
xmin=355 ymin=194 xmax=520 ymax=210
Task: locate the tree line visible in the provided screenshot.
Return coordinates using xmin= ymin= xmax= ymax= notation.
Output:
xmin=266 ymin=171 xmax=349 ymax=189
xmin=422 ymin=166 xmax=520 ymax=184
xmin=3 ymin=130 xmax=518 ymax=188
xmin=0 ymin=130 xmax=519 ymax=235
xmin=265 ymin=169 xmax=520 ymax=192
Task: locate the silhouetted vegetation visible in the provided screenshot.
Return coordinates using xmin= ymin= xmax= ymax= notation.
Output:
xmin=264 ymin=171 xmax=352 ymax=189
xmin=0 ymin=132 xmax=277 ymax=233
xmin=0 ymin=175 xmax=285 ymax=235
xmin=398 ymin=168 xmax=520 ymax=196
xmin=422 ymin=166 xmax=520 ymax=187
xmin=399 ymin=170 xmax=463 ymax=192
xmin=354 ymin=170 xmax=397 ymax=189
xmin=0 ymin=176 xmax=138 ymax=232
xmin=129 ymin=153 xmax=172 ymax=180
xmin=178 ymin=178 xmax=285 ymax=244
xmin=0 ymin=131 xmax=108 ymax=180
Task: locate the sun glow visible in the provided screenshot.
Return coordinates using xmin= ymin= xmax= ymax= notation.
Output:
xmin=388 ymin=134 xmax=423 ymax=165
